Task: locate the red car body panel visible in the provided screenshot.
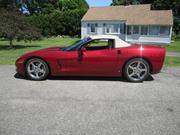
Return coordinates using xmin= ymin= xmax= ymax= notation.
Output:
xmin=16 ymin=44 xmax=166 ymax=77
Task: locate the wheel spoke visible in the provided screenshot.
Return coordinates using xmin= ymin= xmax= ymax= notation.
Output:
xmin=31 ymin=62 xmax=37 ymax=68
xmin=137 ymin=73 xmax=141 ymax=78
xmin=137 ymin=61 xmax=141 ymax=68
xmin=129 ymin=65 xmax=134 ymax=70
xmin=35 ymin=72 xmax=39 ymax=78
xmin=129 ymin=72 xmax=135 ymax=77
xmin=139 ymin=68 xmax=147 ymax=72
xmin=38 ymin=63 xmax=42 ymax=68
xmin=39 ymin=69 xmax=45 ymax=74
xmin=29 ymin=69 xmax=35 ymax=73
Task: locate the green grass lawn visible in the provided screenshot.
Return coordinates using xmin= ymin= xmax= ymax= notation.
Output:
xmin=0 ymin=37 xmax=79 ymax=65
xmin=164 ymin=56 xmax=180 ymax=67
xmin=0 ymin=37 xmax=180 ymax=67
xmin=166 ymin=40 xmax=180 ymax=52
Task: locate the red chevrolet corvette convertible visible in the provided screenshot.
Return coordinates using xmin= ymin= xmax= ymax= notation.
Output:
xmin=16 ymin=35 xmax=166 ymax=82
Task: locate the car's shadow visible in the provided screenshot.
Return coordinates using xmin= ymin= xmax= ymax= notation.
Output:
xmin=14 ymin=73 xmax=154 ymax=82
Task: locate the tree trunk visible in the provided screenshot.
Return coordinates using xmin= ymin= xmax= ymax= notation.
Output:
xmin=9 ymin=39 xmax=13 ymax=48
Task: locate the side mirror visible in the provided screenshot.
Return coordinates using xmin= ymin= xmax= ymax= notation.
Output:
xmin=81 ymin=47 xmax=86 ymax=52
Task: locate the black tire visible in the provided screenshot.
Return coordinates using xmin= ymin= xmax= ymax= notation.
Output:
xmin=25 ymin=58 xmax=49 ymax=81
xmin=124 ymin=58 xmax=150 ymax=82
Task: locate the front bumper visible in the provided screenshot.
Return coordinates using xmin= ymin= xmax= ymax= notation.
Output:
xmin=15 ymin=57 xmax=26 ymax=76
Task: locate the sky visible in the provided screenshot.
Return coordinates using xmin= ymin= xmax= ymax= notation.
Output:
xmin=86 ymin=0 xmax=112 ymax=7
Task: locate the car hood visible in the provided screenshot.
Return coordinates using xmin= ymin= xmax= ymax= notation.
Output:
xmin=19 ymin=46 xmax=65 ymax=58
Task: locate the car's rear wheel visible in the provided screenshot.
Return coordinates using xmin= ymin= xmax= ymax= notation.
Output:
xmin=26 ymin=58 xmax=49 ymax=81
xmin=124 ymin=58 xmax=150 ymax=82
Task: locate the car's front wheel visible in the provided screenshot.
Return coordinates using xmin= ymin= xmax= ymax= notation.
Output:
xmin=124 ymin=58 xmax=150 ymax=82
xmin=26 ymin=58 xmax=49 ymax=81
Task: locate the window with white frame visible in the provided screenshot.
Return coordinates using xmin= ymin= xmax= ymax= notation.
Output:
xmin=120 ymin=24 xmax=125 ymax=34
xmin=141 ymin=26 xmax=148 ymax=35
xmin=127 ymin=25 xmax=132 ymax=35
xmin=88 ymin=23 xmax=96 ymax=34
xmin=133 ymin=26 xmax=139 ymax=34
xmin=105 ymin=24 xmax=119 ymax=34
xmin=149 ymin=26 xmax=159 ymax=35
xmin=160 ymin=26 xmax=170 ymax=35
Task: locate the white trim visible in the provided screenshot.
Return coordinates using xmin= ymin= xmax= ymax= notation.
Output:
xmin=169 ymin=26 xmax=173 ymax=41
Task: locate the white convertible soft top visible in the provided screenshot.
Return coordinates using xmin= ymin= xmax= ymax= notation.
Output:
xmin=89 ymin=35 xmax=130 ymax=48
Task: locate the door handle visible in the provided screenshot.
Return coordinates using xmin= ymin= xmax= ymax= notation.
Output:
xmin=117 ymin=50 xmax=121 ymax=54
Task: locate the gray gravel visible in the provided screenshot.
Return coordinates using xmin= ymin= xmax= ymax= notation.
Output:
xmin=0 ymin=65 xmax=180 ymax=135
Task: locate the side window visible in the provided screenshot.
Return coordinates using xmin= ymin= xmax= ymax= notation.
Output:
xmin=149 ymin=26 xmax=159 ymax=35
xmin=127 ymin=25 xmax=132 ymax=35
xmin=141 ymin=26 xmax=148 ymax=35
xmin=84 ymin=39 xmax=115 ymax=51
xmin=133 ymin=26 xmax=139 ymax=34
xmin=88 ymin=23 xmax=97 ymax=34
xmin=160 ymin=26 xmax=170 ymax=36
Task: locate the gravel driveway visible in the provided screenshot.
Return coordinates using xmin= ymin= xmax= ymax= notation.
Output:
xmin=0 ymin=65 xmax=180 ymax=135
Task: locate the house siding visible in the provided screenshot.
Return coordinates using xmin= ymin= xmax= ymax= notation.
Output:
xmin=81 ymin=21 xmax=172 ymax=45
xmin=81 ymin=21 xmax=126 ymax=40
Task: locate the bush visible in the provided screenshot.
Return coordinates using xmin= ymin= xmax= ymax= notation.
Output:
xmin=172 ymin=33 xmax=180 ymax=41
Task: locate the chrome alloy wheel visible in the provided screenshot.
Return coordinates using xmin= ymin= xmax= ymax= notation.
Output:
xmin=125 ymin=58 xmax=150 ymax=82
xmin=26 ymin=58 xmax=49 ymax=80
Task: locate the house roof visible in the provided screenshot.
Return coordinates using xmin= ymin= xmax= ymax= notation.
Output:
xmin=81 ymin=4 xmax=173 ymax=25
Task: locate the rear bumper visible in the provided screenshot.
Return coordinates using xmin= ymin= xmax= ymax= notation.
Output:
xmin=151 ymin=48 xmax=166 ymax=74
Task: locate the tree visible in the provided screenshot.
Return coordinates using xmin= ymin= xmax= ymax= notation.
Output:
xmin=0 ymin=9 xmax=42 ymax=47
xmin=0 ymin=0 xmax=20 ymax=8
xmin=28 ymin=0 xmax=88 ymax=36
xmin=58 ymin=0 xmax=89 ymax=11
xmin=111 ymin=0 xmax=142 ymax=5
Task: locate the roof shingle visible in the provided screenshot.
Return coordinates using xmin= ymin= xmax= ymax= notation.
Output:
xmin=81 ymin=4 xmax=173 ymax=25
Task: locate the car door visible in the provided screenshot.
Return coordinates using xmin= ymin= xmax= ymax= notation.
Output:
xmin=78 ymin=48 xmax=119 ymax=76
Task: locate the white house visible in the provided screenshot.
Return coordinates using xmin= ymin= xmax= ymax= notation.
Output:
xmin=81 ymin=4 xmax=173 ymax=45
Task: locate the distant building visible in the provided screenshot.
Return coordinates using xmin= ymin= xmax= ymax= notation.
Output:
xmin=81 ymin=4 xmax=173 ymax=45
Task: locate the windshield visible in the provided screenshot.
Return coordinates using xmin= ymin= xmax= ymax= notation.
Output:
xmin=61 ymin=37 xmax=92 ymax=51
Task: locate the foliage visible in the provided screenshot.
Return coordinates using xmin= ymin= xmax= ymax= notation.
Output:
xmin=0 ymin=0 xmax=15 ymax=8
xmin=27 ymin=0 xmax=88 ymax=36
xmin=28 ymin=8 xmax=87 ymax=36
xmin=58 ymin=0 xmax=89 ymax=11
xmin=111 ymin=0 xmax=142 ymax=5
xmin=0 ymin=9 xmax=42 ymax=47
xmin=0 ymin=0 xmax=88 ymax=37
